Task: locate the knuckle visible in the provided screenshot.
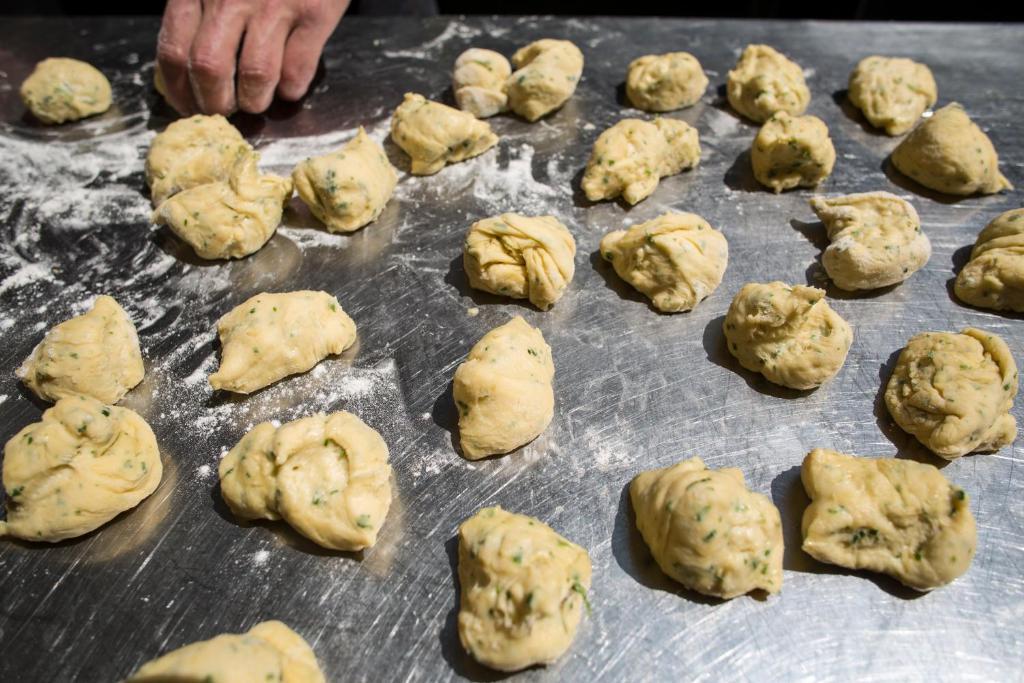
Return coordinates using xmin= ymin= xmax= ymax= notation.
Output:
xmin=189 ymin=50 xmax=233 ymax=80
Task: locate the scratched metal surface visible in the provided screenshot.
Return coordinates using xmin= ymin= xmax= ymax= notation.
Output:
xmin=0 ymin=14 xmax=1022 ymax=682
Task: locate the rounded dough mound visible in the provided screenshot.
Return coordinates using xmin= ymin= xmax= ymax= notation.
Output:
xmin=17 ymin=295 xmax=144 ymax=404
xmin=20 ymin=57 xmax=111 ymax=124
xmin=801 ymin=448 xmax=976 ymax=590
xmin=506 ymin=39 xmax=584 ymax=122
xmin=891 ymin=103 xmax=1012 ymax=196
xmin=809 ymin=191 xmax=931 ymax=291
xmin=458 ymin=506 xmax=591 ymax=672
xmin=848 ymin=56 xmax=937 ymax=136
xmin=626 ymin=52 xmax=708 ymax=113
xmin=723 ymin=282 xmax=853 ymax=390
xmin=630 ymin=457 xmax=783 ymax=599
xmin=453 ymin=317 xmax=554 ymax=459
xmin=954 ymin=208 xmax=1024 ymax=312
xmin=390 ymin=92 xmax=499 ymax=176
xmin=727 ymin=44 xmax=810 ymax=123
xmin=752 ymin=112 xmax=836 ymax=193
xmin=463 ymin=213 xmax=576 ymax=310
xmin=884 ymin=328 xmax=1018 ymax=459
xmin=453 ymin=48 xmax=512 ymax=119
xmin=600 ymin=212 xmax=728 ymax=313
xmin=1 ymin=395 xmax=161 ymax=542
xmin=582 ymin=118 xmax=701 ymax=205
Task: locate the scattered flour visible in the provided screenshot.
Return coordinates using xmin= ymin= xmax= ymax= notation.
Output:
xmin=252 ymin=549 xmax=270 ymax=566
xmin=381 ymin=21 xmax=482 ymax=60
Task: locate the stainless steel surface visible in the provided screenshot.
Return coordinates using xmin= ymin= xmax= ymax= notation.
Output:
xmin=0 ymin=15 xmax=1022 ymax=682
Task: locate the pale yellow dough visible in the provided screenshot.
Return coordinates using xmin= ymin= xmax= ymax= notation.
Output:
xmin=801 ymin=448 xmax=976 ymax=590
xmin=724 ymin=282 xmax=852 ymax=390
xmin=17 ymin=295 xmax=144 ymax=404
xmin=463 ymin=213 xmax=576 ymax=310
xmin=390 ymin=92 xmax=499 ymax=175
xmin=1 ymin=395 xmax=161 ymax=542
xmin=209 ymin=291 xmax=357 ymax=394
xmin=581 ymin=118 xmax=701 ymax=205
xmin=752 ymin=112 xmax=836 ymax=193
xmin=453 ymin=48 xmax=512 ymax=118
xmin=453 ymin=317 xmax=554 ymax=459
xmin=20 ymin=57 xmax=111 ymax=124
xmin=600 ymin=212 xmax=728 ymax=313
xmin=506 ymin=39 xmax=584 ymax=122
xmin=954 ymin=208 xmax=1024 ymax=312
xmin=848 ymin=56 xmax=937 ymax=136
xmin=219 ymin=411 xmax=392 ymax=551
xmin=458 ymin=506 xmax=591 ymax=671
xmin=808 ymin=191 xmax=931 ymax=290
xmin=727 ymin=44 xmax=810 ymax=123
xmin=625 ymin=52 xmax=708 ymax=113
xmin=884 ymin=328 xmax=1018 ymax=459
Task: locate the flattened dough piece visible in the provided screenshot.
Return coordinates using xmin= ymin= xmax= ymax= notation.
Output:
xmin=954 ymin=208 xmax=1024 ymax=312
xmin=209 ymin=291 xmax=357 ymax=394
xmin=751 ymin=112 xmax=835 ymax=193
xmin=17 ymin=295 xmax=144 ymax=404
xmin=884 ymin=328 xmax=1018 ymax=459
xmin=20 ymin=57 xmax=111 ymax=124
xmin=891 ymin=103 xmax=1012 ymax=196
xmin=1 ymin=395 xmax=161 ymax=542
xmin=809 ymin=191 xmax=931 ymax=290
xmin=458 ymin=506 xmax=591 ymax=671
xmin=600 ymin=212 xmax=728 ymax=313
xmin=506 ymin=39 xmax=584 ymax=122
xmin=626 ymin=52 xmax=708 ymax=113
xmin=801 ymin=448 xmax=976 ymax=590
xmin=848 ymin=56 xmax=937 ymax=136
xmin=724 ymin=282 xmax=852 ymax=390
xmin=390 ymin=92 xmax=499 ymax=175
xmin=453 ymin=317 xmax=554 ymax=459
xmin=453 ymin=48 xmax=512 ymax=118
xmin=582 ymin=118 xmax=701 ymax=205
xmin=727 ymin=44 xmax=810 ymax=123
xmin=463 ymin=213 xmax=576 ymax=310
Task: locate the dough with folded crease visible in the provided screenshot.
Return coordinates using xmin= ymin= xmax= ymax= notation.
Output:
xmin=506 ymin=39 xmax=584 ymax=121
xmin=848 ymin=56 xmax=937 ymax=136
xmin=954 ymin=208 xmax=1024 ymax=312
xmin=453 ymin=48 xmax=511 ymax=118
xmin=727 ymin=44 xmax=810 ymax=123
xmin=390 ymin=93 xmax=499 ymax=175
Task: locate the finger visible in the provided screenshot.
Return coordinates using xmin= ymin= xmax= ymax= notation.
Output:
xmin=236 ymin=14 xmax=291 ymax=114
xmin=188 ymin=2 xmax=251 ymax=115
xmin=277 ymin=22 xmax=335 ymax=102
xmin=156 ymin=0 xmax=201 ymax=114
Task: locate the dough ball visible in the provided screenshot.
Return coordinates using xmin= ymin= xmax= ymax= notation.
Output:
xmin=17 ymin=295 xmax=144 ymax=404
xmin=1 ymin=395 xmax=161 ymax=542
xmin=809 ymin=191 xmax=931 ymax=290
xmin=891 ymin=102 xmax=1012 ymax=196
xmin=600 ymin=212 xmax=728 ymax=313
xmin=724 ymin=282 xmax=852 ymax=390
xmin=506 ymin=39 xmax=584 ymax=122
xmin=146 ymin=114 xmax=253 ymax=206
xmin=726 ymin=44 xmax=810 ymax=123
xmin=453 ymin=316 xmax=554 ymax=459
xmin=626 ymin=52 xmax=709 ymax=112
xmin=19 ymin=57 xmax=111 ymax=125
xmin=751 ymin=112 xmax=836 ymax=193
xmin=630 ymin=457 xmax=783 ymax=598
xmin=884 ymin=328 xmax=1018 ymax=459
xmin=453 ymin=48 xmax=512 ymax=118
xmin=153 ymin=152 xmax=292 ymax=260
xmin=801 ymin=448 xmax=976 ymax=590
xmin=848 ymin=56 xmax=937 ymax=136
xmin=390 ymin=92 xmax=499 ymax=176
xmin=457 ymin=506 xmax=591 ymax=671
xmin=582 ymin=118 xmax=701 ymax=205
xmin=209 ymin=291 xmax=357 ymax=394
xmin=955 ymin=208 xmax=1024 ymax=312
xmin=463 ymin=213 xmax=576 ymax=310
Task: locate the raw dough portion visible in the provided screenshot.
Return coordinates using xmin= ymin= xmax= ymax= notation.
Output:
xmin=219 ymin=412 xmax=392 ymax=551
xmin=723 ymin=282 xmax=852 ymax=390
xmin=127 ymin=620 xmax=325 ymax=683
xmin=292 ymin=127 xmax=397 ymax=233
xmin=801 ymin=448 xmax=976 ymax=590
xmin=891 ymin=103 xmax=1012 ymax=196
xmin=884 ymin=328 xmax=1018 ymax=459
xmin=600 ymin=212 xmax=728 ymax=313
xmin=581 ymin=118 xmax=701 ymax=205
xmin=625 ymin=52 xmax=708 ymax=112
xmin=390 ymin=92 xmax=499 ymax=175
xmin=954 ymin=208 xmax=1024 ymax=312
xmin=453 ymin=48 xmax=512 ymax=118
xmin=209 ymin=291 xmax=357 ymax=394
xmin=727 ymin=44 xmax=810 ymax=123
xmin=631 ymin=457 xmax=783 ymax=598
xmin=453 ymin=317 xmax=554 ymax=459
xmin=1 ymin=395 xmax=161 ymax=542
xmin=17 ymin=295 xmax=144 ymax=404
xmin=463 ymin=213 xmax=576 ymax=310
xmin=752 ymin=112 xmax=835 ymax=193
xmin=458 ymin=506 xmax=591 ymax=671
xmin=506 ymin=39 xmax=584 ymax=122
xmin=809 ymin=191 xmax=931 ymax=290
xmin=153 ymin=152 xmax=292 ymax=259
xmin=848 ymin=56 xmax=937 ymax=136
xmin=20 ymin=57 xmax=111 ymax=124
